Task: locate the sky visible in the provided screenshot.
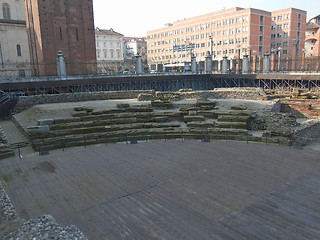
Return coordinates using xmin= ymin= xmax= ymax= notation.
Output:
xmin=93 ymin=0 xmax=320 ymax=37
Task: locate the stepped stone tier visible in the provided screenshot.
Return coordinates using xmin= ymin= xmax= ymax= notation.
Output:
xmin=21 ymin=98 xmax=289 ymax=152
xmin=0 ymin=127 xmax=14 ymax=160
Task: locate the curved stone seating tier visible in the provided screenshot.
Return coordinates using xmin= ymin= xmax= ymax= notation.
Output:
xmin=0 ymin=144 xmax=14 ymax=160
xmin=26 ymin=102 xmax=290 ymax=152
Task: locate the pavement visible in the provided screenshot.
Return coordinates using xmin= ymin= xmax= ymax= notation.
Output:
xmin=1 ymin=140 xmax=320 ymax=239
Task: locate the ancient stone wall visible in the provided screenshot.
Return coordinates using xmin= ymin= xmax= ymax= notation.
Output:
xmin=15 ymin=88 xmax=266 ymax=113
xmin=15 ymin=90 xmax=154 ymax=113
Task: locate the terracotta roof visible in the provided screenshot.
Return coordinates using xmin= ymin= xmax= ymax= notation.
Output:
xmin=306 ymin=23 xmax=320 ymax=30
xmin=95 ymin=28 xmax=124 ymax=37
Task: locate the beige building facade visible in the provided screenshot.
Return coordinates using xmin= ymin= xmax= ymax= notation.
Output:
xmin=0 ymin=0 xmax=30 ymax=78
xmin=95 ymin=28 xmax=124 ymax=73
xmin=147 ymin=7 xmax=306 ymax=72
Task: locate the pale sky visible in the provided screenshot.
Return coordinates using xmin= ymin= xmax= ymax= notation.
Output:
xmin=93 ymin=0 xmax=320 ymax=37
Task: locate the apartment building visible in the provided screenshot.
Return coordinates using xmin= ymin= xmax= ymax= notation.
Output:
xmin=0 ymin=0 xmax=30 ymax=77
xmin=147 ymin=7 xmax=306 ymax=71
xmin=271 ymin=8 xmax=306 ymax=58
xmin=305 ymin=14 xmax=320 ymax=57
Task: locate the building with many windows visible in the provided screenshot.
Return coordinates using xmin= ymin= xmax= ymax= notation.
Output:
xmin=95 ymin=27 xmax=124 ymax=74
xmin=271 ymin=8 xmax=306 ymax=58
xmin=0 ymin=0 xmax=30 ymax=78
xmin=146 ymin=7 xmax=306 ymax=72
xmin=305 ymin=15 xmax=320 ymax=57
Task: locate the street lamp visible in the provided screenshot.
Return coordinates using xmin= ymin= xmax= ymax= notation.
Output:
xmin=209 ymin=35 xmax=213 ymax=73
xmin=278 ymin=47 xmax=282 ymax=72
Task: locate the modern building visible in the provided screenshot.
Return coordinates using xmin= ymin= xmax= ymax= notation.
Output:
xmin=146 ymin=7 xmax=306 ymax=72
xmin=95 ymin=27 xmax=124 ymax=73
xmin=0 ymin=0 xmax=30 ymax=78
xmin=271 ymin=8 xmax=306 ymax=58
xmin=24 ymin=0 xmax=97 ymax=77
xmin=305 ymin=15 xmax=320 ymax=57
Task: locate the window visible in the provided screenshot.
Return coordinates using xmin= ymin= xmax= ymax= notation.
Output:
xmin=97 ymin=50 xmax=100 ymax=58
xmin=259 ymin=46 xmax=263 ymax=53
xmin=277 ymin=24 xmax=282 ymax=29
xmin=260 ymin=26 xmax=264 ymax=32
xmin=277 ymin=15 xmax=282 ymax=20
xmin=2 ymin=3 xmax=10 ymax=19
xmin=18 ymin=69 xmax=25 ymax=77
xmin=236 ymin=28 xmax=241 ymax=33
xmin=229 ymin=19 xmax=234 ymax=24
xmin=277 ymin=33 xmax=282 ymax=38
xmin=298 ymin=14 xmax=301 ymax=20
xmin=283 ymin=23 xmax=289 ymax=28
xmin=16 ymin=44 xmax=21 ymax=56
xmin=242 ymin=27 xmax=248 ymax=32
xmin=259 ymin=36 xmax=263 ymax=42
xmin=284 ymin=32 xmax=289 ymax=38
xmin=75 ymin=28 xmax=79 ymax=41
xmin=271 ymin=34 xmax=276 ymax=39
xmin=283 ymin=41 xmax=288 ymax=46
xmin=283 ymin=50 xmax=288 ymax=54
xmin=59 ymin=27 xmax=63 ymax=40
xmin=260 ymin=16 xmax=264 ymax=22
xmin=236 ymin=18 xmax=241 ymax=23
xmin=243 ymin=16 xmax=248 ymax=22
xmin=284 ymin=14 xmax=290 ymax=19
xmin=271 ymin=25 xmax=276 ymax=30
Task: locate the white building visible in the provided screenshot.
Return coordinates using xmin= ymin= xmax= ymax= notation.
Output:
xmin=0 ymin=0 xmax=30 ymax=78
xmin=95 ymin=28 xmax=124 ymax=73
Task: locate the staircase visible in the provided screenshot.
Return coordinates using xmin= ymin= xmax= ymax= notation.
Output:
xmin=0 ymin=90 xmax=18 ymax=119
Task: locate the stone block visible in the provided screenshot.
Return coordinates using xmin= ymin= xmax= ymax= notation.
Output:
xmin=38 ymin=119 xmax=54 ymax=126
xmin=231 ymin=105 xmax=247 ymax=110
xmin=151 ymin=100 xmax=174 ymax=109
xmin=137 ymin=93 xmax=155 ymax=101
xmin=117 ymin=103 xmax=130 ymax=109
xmin=54 ymin=117 xmax=81 ymax=124
xmin=217 ymin=115 xmax=251 ymax=122
xmin=38 ymin=125 xmax=50 ymax=132
xmin=215 ymin=122 xmax=247 ymax=129
xmin=72 ymin=111 xmax=89 ymax=117
xmin=184 ymin=115 xmax=205 ymax=122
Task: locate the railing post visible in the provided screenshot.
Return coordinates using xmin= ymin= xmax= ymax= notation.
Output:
xmin=18 ymin=144 xmax=21 ymax=159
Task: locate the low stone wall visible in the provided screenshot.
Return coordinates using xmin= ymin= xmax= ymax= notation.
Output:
xmin=15 ymin=88 xmax=266 ymax=113
xmin=15 ymin=90 xmax=154 ymax=113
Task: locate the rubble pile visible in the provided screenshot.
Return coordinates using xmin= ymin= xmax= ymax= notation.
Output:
xmin=2 ymin=215 xmax=87 ymax=240
xmin=1 ymin=182 xmax=87 ymax=239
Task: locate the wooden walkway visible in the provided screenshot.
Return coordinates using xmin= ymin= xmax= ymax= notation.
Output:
xmin=1 ymin=140 xmax=320 ymax=239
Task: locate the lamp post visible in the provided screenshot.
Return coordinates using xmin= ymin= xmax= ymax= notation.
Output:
xmin=209 ymin=35 xmax=213 ymax=73
xmin=277 ymin=47 xmax=282 ymax=72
